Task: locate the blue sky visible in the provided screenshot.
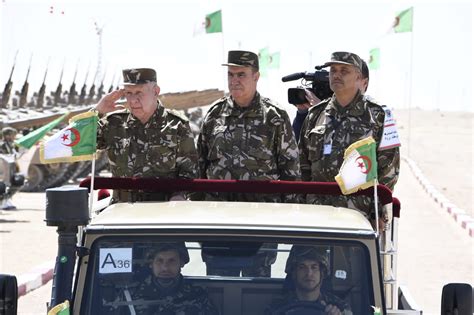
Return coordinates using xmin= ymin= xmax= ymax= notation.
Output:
xmin=1 ymin=0 xmax=472 ymax=112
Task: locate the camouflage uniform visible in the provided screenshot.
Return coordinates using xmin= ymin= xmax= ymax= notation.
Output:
xmin=197 ymin=92 xmax=301 ymax=202
xmin=0 ymin=127 xmax=19 ymax=155
xmin=0 ymin=140 xmax=19 ymax=155
xmin=130 ymin=274 xmax=217 ymax=315
xmin=197 ymin=92 xmax=299 ymax=277
xmin=97 ymin=102 xmax=198 ymax=201
xmin=299 ymin=91 xmax=400 ymax=217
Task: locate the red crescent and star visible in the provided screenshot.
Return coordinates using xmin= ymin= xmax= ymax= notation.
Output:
xmin=356 ymin=156 xmax=372 ymax=174
xmin=61 ymin=128 xmax=80 ymax=147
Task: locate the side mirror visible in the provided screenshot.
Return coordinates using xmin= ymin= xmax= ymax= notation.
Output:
xmin=0 ymin=274 xmax=18 ymax=315
xmin=441 ymin=283 xmax=473 ymax=315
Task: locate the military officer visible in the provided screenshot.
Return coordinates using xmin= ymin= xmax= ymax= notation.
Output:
xmin=94 ymin=68 xmax=198 ymax=202
xmin=299 ymin=51 xmax=400 ymax=221
xmin=197 ymin=50 xmax=301 ymax=277
xmin=197 ymin=50 xmax=301 ymax=202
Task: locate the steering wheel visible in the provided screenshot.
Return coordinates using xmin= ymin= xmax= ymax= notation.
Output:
xmin=271 ymin=301 xmax=326 ymax=315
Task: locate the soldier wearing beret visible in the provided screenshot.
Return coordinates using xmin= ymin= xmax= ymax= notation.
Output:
xmin=0 ymin=127 xmax=19 ymax=155
xmin=94 ymin=68 xmax=198 ymax=202
xmin=0 ymin=127 xmax=21 ymax=210
xmin=299 ymin=51 xmax=400 ymax=224
xmin=197 ymin=50 xmax=301 ymax=277
xmin=266 ymin=246 xmax=351 ymax=315
xmin=129 ymin=242 xmax=218 ymax=315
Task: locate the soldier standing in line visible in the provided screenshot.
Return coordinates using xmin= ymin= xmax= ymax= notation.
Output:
xmin=299 ymin=51 xmax=400 ymax=225
xmin=0 ymin=127 xmax=21 ymax=210
xmin=94 ymin=68 xmax=198 ymax=202
xmin=0 ymin=127 xmax=19 ymax=155
xmin=197 ymin=50 xmax=301 ymax=277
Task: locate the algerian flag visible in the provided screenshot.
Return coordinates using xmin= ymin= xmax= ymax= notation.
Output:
xmin=15 ymin=111 xmax=69 ymax=149
xmin=259 ymin=48 xmax=280 ymax=77
xmin=47 ymin=300 xmax=70 ymax=315
xmin=258 ymin=47 xmax=270 ymax=77
xmin=335 ymin=137 xmax=378 ymax=195
xmin=269 ymin=52 xmax=280 ymax=69
xmin=40 ymin=111 xmax=98 ymax=164
xmin=368 ymin=48 xmax=380 ymax=70
xmin=205 ymin=10 xmax=222 ymax=33
xmin=393 ymin=7 xmax=413 ymax=33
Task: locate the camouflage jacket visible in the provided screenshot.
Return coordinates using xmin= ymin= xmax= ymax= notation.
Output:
xmin=197 ymin=93 xmax=300 ymax=202
xmin=0 ymin=141 xmax=19 ymax=155
xmin=266 ymin=290 xmax=351 ymax=315
xmin=299 ymin=92 xmax=400 ymax=217
xmin=131 ymin=274 xmax=218 ymax=315
xmin=97 ymin=103 xmax=198 ymax=179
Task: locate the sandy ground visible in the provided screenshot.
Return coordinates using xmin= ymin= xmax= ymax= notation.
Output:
xmin=394 ymin=108 xmax=473 ymax=216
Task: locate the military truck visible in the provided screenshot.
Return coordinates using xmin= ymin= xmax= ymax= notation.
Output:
xmin=0 ymin=178 xmax=472 ymax=314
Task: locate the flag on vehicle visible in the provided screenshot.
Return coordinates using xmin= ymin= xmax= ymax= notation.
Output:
xmin=47 ymin=300 xmax=70 ymax=315
xmin=368 ymin=48 xmax=380 ymax=70
xmin=15 ymin=111 xmax=70 ymax=149
xmin=205 ymin=10 xmax=222 ymax=33
xmin=40 ymin=111 xmax=98 ymax=163
xmin=335 ymin=137 xmax=378 ymax=195
xmin=393 ymin=7 xmax=413 ymax=33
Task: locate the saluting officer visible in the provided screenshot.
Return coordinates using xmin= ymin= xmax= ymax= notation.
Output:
xmin=94 ymin=68 xmax=198 ymax=202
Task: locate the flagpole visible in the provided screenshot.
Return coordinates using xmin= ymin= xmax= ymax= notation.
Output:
xmin=89 ymin=153 xmax=96 ymax=214
xmin=374 ymin=179 xmax=379 ymax=236
xmin=407 ymin=8 xmax=415 ymax=158
xmin=220 ymin=11 xmax=227 ymax=94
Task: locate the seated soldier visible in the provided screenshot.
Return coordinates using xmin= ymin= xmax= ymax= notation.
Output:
xmin=132 ymin=242 xmax=218 ymax=315
xmin=266 ymin=245 xmax=352 ymax=315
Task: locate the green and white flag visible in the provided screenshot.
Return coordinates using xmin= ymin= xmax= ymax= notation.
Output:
xmin=393 ymin=7 xmax=413 ymax=33
xmin=15 ymin=111 xmax=69 ymax=149
xmin=205 ymin=10 xmax=222 ymax=33
xmin=47 ymin=300 xmax=70 ymax=315
xmin=40 ymin=111 xmax=98 ymax=164
xmin=335 ymin=137 xmax=378 ymax=195
xmin=368 ymin=48 xmax=380 ymax=70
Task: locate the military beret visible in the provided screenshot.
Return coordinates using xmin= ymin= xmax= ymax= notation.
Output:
xmin=122 ymin=68 xmax=157 ymax=85
xmin=222 ymin=50 xmax=259 ymax=70
xmin=2 ymin=127 xmax=17 ymax=136
xmin=324 ymin=51 xmax=363 ymax=72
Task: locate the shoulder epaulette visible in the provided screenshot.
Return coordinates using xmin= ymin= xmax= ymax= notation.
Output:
xmin=205 ymin=96 xmax=228 ymax=116
xmin=364 ymin=95 xmax=386 ymax=108
xmin=167 ymin=108 xmax=189 ymax=122
xmin=210 ymin=96 xmax=227 ymax=107
xmin=308 ymin=98 xmax=330 ymax=114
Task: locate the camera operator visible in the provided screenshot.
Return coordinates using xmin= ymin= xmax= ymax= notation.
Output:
xmin=292 ymin=60 xmax=370 ymax=143
xmin=298 ymin=51 xmax=400 ymax=225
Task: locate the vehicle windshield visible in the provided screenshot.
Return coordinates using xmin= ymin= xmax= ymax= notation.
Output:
xmin=80 ymin=236 xmax=376 ymax=315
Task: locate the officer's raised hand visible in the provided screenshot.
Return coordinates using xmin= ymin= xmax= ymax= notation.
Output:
xmin=95 ymin=89 xmax=126 ymax=115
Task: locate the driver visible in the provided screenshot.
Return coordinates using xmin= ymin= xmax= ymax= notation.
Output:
xmin=266 ymin=245 xmax=352 ymax=315
xmin=132 ymin=242 xmax=218 ymax=314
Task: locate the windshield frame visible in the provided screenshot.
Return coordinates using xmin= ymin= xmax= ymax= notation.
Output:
xmin=74 ymin=230 xmax=382 ymax=314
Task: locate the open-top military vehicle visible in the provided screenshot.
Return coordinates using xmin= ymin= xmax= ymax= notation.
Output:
xmin=0 ymin=178 xmax=472 ymax=314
